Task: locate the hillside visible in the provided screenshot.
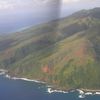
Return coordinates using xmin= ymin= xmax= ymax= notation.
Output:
xmin=0 ymin=7 xmax=100 ymax=90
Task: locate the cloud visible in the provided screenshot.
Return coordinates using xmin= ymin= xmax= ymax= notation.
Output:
xmin=62 ymin=0 xmax=99 ymax=4
xmin=0 ymin=1 xmax=13 ymax=10
xmin=0 ymin=0 xmax=61 ymax=11
xmin=0 ymin=0 xmax=99 ymax=11
xmin=0 ymin=0 xmax=34 ymax=10
xmin=63 ymin=0 xmax=79 ymax=3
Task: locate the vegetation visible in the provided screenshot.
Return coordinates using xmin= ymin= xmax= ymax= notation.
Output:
xmin=0 ymin=7 xmax=100 ymax=90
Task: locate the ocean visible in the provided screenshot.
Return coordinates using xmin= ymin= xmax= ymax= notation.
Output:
xmin=0 ymin=75 xmax=100 ymax=100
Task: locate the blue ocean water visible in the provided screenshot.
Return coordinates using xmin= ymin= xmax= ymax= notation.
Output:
xmin=0 ymin=75 xmax=100 ymax=100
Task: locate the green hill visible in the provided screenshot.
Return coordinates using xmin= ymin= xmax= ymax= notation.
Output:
xmin=0 ymin=8 xmax=100 ymax=90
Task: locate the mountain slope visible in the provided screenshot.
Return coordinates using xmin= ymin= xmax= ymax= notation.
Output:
xmin=0 ymin=8 xmax=100 ymax=90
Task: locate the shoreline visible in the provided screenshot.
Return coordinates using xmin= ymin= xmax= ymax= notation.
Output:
xmin=81 ymin=88 xmax=100 ymax=92
xmin=5 ymin=74 xmax=46 ymax=84
xmin=0 ymin=69 xmax=100 ymax=98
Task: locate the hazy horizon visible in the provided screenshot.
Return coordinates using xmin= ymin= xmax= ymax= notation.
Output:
xmin=0 ymin=0 xmax=100 ymax=34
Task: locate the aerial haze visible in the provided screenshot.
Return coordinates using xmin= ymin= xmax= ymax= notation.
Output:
xmin=0 ymin=0 xmax=100 ymax=34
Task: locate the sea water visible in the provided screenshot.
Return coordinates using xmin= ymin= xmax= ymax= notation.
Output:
xmin=0 ymin=75 xmax=100 ymax=100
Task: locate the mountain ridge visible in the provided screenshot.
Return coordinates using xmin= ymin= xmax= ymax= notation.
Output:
xmin=0 ymin=7 xmax=100 ymax=90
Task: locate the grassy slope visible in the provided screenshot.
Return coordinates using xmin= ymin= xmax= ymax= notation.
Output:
xmin=0 ymin=8 xmax=100 ymax=90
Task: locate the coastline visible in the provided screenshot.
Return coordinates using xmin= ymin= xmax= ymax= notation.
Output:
xmin=0 ymin=69 xmax=100 ymax=98
xmin=81 ymin=88 xmax=100 ymax=92
xmin=5 ymin=74 xmax=46 ymax=84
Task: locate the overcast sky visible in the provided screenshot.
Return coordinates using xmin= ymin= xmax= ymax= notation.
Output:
xmin=0 ymin=0 xmax=99 ymax=10
xmin=0 ymin=0 xmax=100 ymax=34
xmin=0 ymin=0 xmax=100 ymax=17
xmin=0 ymin=0 xmax=100 ymax=18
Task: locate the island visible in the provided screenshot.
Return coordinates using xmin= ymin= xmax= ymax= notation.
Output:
xmin=0 ymin=7 xmax=100 ymax=92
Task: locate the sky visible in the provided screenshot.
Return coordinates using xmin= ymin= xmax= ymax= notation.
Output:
xmin=0 ymin=0 xmax=100 ymax=34
xmin=0 ymin=0 xmax=99 ymax=11
xmin=0 ymin=0 xmax=100 ymax=20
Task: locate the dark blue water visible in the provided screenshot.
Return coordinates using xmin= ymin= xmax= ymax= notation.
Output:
xmin=0 ymin=75 xmax=100 ymax=100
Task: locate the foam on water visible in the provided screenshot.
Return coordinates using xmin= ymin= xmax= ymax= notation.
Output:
xmin=1 ymin=69 xmax=100 ymax=99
